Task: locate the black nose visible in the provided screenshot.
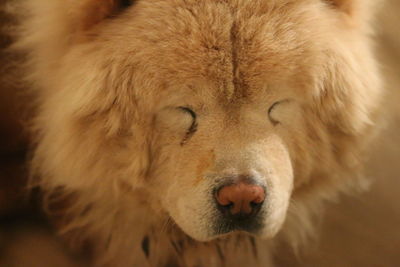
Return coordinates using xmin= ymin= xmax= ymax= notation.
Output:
xmin=215 ymin=180 xmax=265 ymax=223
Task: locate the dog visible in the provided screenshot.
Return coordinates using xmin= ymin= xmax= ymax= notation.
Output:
xmin=9 ymin=0 xmax=383 ymax=266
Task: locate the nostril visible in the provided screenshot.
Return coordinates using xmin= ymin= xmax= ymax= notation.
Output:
xmin=218 ymin=200 xmax=234 ymax=209
xmin=250 ymin=200 xmax=263 ymax=213
xmin=250 ymin=201 xmax=262 ymax=207
xmin=218 ymin=201 xmax=234 ymax=215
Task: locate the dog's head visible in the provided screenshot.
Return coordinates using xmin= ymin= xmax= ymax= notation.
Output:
xmin=26 ymin=0 xmax=381 ymax=242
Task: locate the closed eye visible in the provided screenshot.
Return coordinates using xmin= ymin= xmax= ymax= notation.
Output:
xmin=268 ymin=100 xmax=290 ymax=125
xmin=178 ymin=107 xmax=197 ymax=145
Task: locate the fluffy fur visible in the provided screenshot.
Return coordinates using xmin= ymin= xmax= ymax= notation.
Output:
xmin=7 ymin=0 xmax=383 ymax=266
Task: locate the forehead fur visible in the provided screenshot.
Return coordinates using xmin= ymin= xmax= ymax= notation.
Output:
xmin=78 ymin=0 xmax=332 ymax=103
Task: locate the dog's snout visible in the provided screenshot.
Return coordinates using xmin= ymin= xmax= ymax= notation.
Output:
xmin=215 ymin=180 xmax=265 ymax=217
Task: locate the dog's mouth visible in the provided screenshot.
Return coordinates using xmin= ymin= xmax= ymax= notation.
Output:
xmin=212 ymin=210 xmax=266 ymax=236
xmin=209 ymin=179 xmax=266 ymax=236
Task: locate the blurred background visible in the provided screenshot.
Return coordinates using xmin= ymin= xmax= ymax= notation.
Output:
xmin=0 ymin=1 xmax=399 ymax=266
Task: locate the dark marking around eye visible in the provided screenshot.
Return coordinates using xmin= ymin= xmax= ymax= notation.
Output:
xmin=179 ymin=107 xmax=198 ymax=146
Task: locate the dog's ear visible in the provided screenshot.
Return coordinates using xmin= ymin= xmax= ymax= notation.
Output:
xmin=74 ymin=0 xmax=134 ymax=30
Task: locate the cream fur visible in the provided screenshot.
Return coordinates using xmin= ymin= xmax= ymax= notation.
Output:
xmin=7 ymin=0 xmax=383 ymax=266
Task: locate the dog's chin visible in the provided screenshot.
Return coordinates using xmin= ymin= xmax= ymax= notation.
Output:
xmin=167 ymin=201 xmax=285 ymax=242
xmin=182 ymin=227 xmax=270 ymax=243
xmin=173 ymin=219 xmax=270 ymax=243
xmin=177 ymin=229 xmax=243 ymax=242
xmin=199 ymin=220 xmax=284 ymax=242
xmin=173 ymin=219 xmax=283 ymax=243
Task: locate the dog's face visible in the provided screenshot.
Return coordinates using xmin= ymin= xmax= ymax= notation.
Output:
xmin=27 ymin=0 xmax=381 ymax=243
xmin=151 ymin=91 xmax=298 ymax=240
xmin=122 ymin=1 xmax=332 ymax=241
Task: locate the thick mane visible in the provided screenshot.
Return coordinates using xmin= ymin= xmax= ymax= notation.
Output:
xmin=6 ymin=0 xmax=383 ymax=266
